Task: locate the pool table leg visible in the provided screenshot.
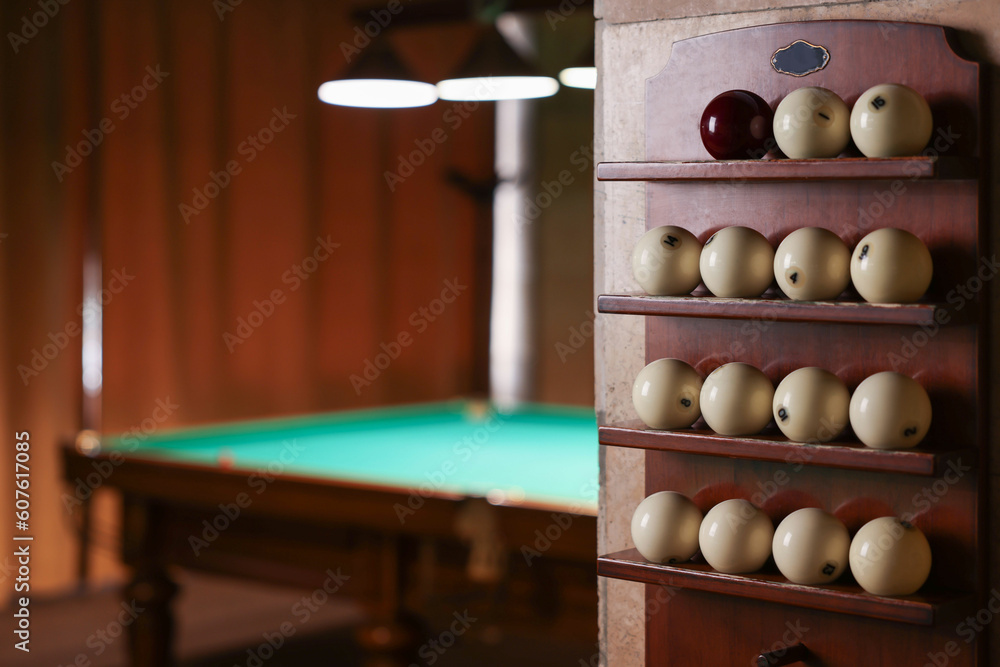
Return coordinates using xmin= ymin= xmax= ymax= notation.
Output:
xmin=122 ymin=498 xmax=179 ymax=667
xmin=355 ymin=535 xmax=425 ymax=666
xmin=76 ymin=495 xmax=91 ymax=586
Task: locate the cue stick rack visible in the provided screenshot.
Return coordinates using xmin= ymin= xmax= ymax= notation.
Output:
xmin=595 ymin=20 xmax=989 ymax=666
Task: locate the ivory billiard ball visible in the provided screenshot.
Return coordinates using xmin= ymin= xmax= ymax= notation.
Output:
xmin=631 ymin=226 xmax=703 ymax=296
xmin=849 ymin=371 xmax=932 ymax=450
xmin=632 ymin=358 xmax=703 ymax=430
xmin=850 ymin=84 xmax=933 ymax=158
xmin=700 ymin=363 xmax=774 ymax=436
xmin=699 ymin=499 xmax=774 ymax=574
xmin=631 ymin=491 xmax=703 ymax=564
xmin=699 ymin=90 xmax=774 ymax=160
xmin=774 ymin=227 xmax=851 ymax=301
xmin=772 ymin=367 xmax=850 ymax=443
xmin=773 ymin=87 xmax=851 ymax=159
xmin=849 ymin=517 xmax=932 ymax=596
xmin=772 ymin=508 xmax=850 ymax=585
xmin=851 ymin=228 xmax=933 ymax=303
xmin=699 ymin=227 xmax=775 ymax=298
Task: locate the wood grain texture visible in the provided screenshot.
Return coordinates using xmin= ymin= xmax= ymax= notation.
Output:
xmin=597 ymin=156 xmax=977 ymax=181
xmin=93 ymin=1 xmax=497 ymax=429
xmin=755 ymin=643 xmax=810 ymax=667
xmin=602 ymin=0 xmax=833 ymax=25
xmin=597 ymin=549 xmax=972 ymax=625
xmin=645 ymin=21 xmax=980 ymax=162
xmin=597 ymin=293 xmax=947 ymax=326
xmin=599 ymin=422 xmax=976 ymax=476
xmin=641 ymin=584 xmax=978 ymax=667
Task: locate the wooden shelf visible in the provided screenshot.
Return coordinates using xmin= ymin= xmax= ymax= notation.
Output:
xmin=597 ymin=549 xmax=971 ymax=626
xmin=597 ymin=294 xmax=945 ymax=326
xmin=596 ymin=156 xmax=977 ymax=182
xmin=599 ymin=422 xmax=975 ymax=476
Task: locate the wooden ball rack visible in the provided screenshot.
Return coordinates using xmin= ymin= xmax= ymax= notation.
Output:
xmin=596 ymin=20 xmax=988 ymax=666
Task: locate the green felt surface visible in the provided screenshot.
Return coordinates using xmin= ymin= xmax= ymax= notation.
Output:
xmin=108 ymin=401 xmax=598 ymax=512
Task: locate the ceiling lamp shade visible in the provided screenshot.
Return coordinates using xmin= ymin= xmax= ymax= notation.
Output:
xmin=318 ymin=79 xmax=438 ymax=108
xmin=558 ymin=67 xmax=596 ymax=90
xmin=318 ymin=42 xmax=438 ymax=109
xmin=437 ymin=26 xmax=558 ymax=102
xmin=558 ymin=44 xmax=595 ymax=90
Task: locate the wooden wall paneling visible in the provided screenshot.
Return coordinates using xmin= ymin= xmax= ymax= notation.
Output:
xmin=98 ymin=1 xmax=495 ymax=429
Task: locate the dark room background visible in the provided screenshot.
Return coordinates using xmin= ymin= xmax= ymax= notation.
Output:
xmin=0 ymin=0 xmax=593 ymax=598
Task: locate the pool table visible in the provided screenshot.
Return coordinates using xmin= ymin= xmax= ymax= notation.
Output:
xmin=61 ymin=401 xmax=598 ymax=666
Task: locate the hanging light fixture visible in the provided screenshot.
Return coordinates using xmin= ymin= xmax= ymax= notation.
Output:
xmin=437 ymin=24 xmax=559 ymax=102
xmin=558 ymin=44 xmax=596 ymax=90
xmin=558 ymin=67 xmax=595 ymax=90
xmin=317 ymin=40 xmax=438 ymax=109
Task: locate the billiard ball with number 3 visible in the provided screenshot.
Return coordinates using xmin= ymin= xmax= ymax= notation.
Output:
xmin=631 ymin=226 xmax=702 ymax=296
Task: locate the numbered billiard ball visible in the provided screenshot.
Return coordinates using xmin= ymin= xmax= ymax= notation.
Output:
xmin=774 ymin=227 xmax=851 ymax=301
xmin=849 ymin=371 xmax=931 ymax=450
xmin=849 ymin=517 xmax=932 ymax=596
xmin=699 ymin=90 xmax=774 ymax=160
xmin=773 ymin=87 xmax=851 ymax=158
xmin=699 ymin=499 xmax=774 ymax=574
xmin=772 ymin=508 xmax=850 ymax=585
xmin=850 ymin=84 xmax=933 ymax=158
xmin=699 ymin=226 xmax=775 ymax=298
xmin=772 ymin=367 xmax=850 ymax=443
xmin=632 ymin=358 xmax=703 ymax=430
xmin=630 ymin=491 xmax=703 ymax=564
xmin=700 ymin=362 xmax=774 ymax=436
xmin=851 ymin=228 xmax=933 ymax=303
xmin=631 ymin=226 xmax=702 ymax=296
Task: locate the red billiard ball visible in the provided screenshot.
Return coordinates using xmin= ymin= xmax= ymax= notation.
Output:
xmin=700 ymin=90 xmax=774 ymax=160
xmin=218 ymin=448 xmax=235 ymax=469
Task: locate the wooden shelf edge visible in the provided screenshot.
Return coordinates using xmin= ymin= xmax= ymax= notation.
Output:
xmin=598 ymin=423 xmax=977 ymax=477
xmin=597 ymin=549 xmax=972 ymax=626
xmin=596 ymin=156 xmax=977 ymax=182
xmin=597 ymin=294 xmax=943 ymax=326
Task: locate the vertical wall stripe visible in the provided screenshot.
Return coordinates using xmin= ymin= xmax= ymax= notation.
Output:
xmin=82 ymin=0 xmax=104 ymax=430
xmin=304 ymin=0 xmax=323 ymax=401
xmin=374 ymin=110 xmax=394 ymax=403
xmin=213 ymin=2 xmax=232 ymax=383
xmin=154 ymin=0 xmax=186 ymax=401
